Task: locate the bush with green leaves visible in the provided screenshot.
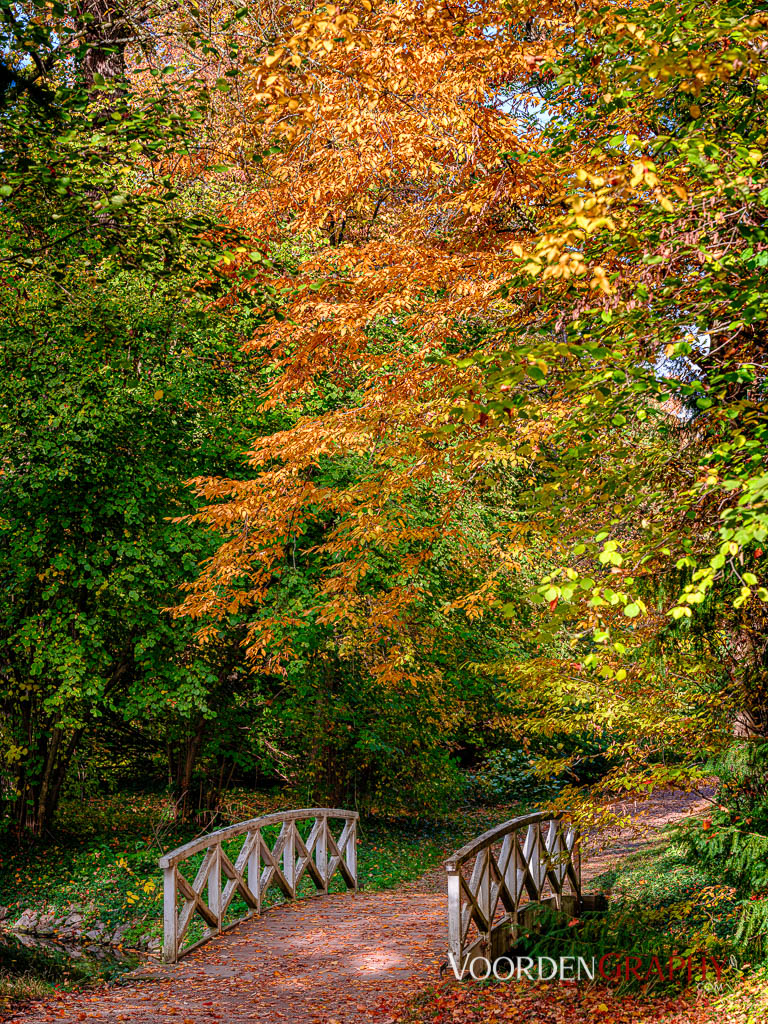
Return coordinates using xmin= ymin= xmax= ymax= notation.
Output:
xmin=676 ymin=742 xmax=768 ymax=951
xmin=469 ymin=731 xmax=614 ymax=806
xmin=469 ymin=748 xmax=562 ymax=805
xmin=0 ymin=271 xmax=274 ymax=832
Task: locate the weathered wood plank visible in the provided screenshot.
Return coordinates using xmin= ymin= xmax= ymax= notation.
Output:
xmin=162 ymin=865 xmax=177 ymax=963
xmin=159 ymin=809 xmax=358 ymax=868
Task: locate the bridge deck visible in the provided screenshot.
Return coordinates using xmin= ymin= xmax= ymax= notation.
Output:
xmin=7 ymin=888 xmax=446 ymax=1024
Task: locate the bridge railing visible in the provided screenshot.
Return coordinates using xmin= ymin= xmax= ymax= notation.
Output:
xmin=445 ymin=811 xmax=580 ymax=972
xmin=159 ymin=807 xmax=358 ymax=962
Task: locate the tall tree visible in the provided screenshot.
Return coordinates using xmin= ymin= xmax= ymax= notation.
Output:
xmin=0 ymin=0 xmax=264 ymax=831
xmin=176 ymin=0 xmax=768 ymax=814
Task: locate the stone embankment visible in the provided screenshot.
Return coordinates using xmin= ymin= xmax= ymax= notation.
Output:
xmin=0 ymin=905 xmax=159 ymax=953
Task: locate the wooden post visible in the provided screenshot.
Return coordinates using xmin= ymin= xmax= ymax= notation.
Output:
xmin=248 ymin=830 xmax=261 ymax=915
xmin=573 ymin=825 xmax=582 ymax=901
xmin=348 ymin=817 xmax=358 ymax=890
xmin=479 ymin=848 xmax=491 ymax=949
xmin=163 ymin=864 xmax=177 ymax=963
xmin=510 ymin=836 xmax=520 ymax=927
xmin=209 ymin=844 xmax=221 ymax=933
xmin=548 ymin=821 xmax=562 ymax=910
xmin=284 ymin=821 xmax=296 ymax=896
xmin=523 ymin=823 xmax=538 ymax=893
xmin=317 ymin=815 xmax=328 ymax=892
xmin=447 ymin=868 xmax=462 ymax=968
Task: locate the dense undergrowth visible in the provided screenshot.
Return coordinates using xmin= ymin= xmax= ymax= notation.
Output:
xmin=398 ymin=826 xmax=768 ymax=1023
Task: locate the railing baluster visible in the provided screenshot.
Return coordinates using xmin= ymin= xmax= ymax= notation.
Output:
xmin=284 ymin=821 xmax=296 ymax=896
xmin=209 ymin=843 xmax=221 ymax=934
xmin=478 ymin=848 xmax=490 ymax=930
xmin=348 ymin=817 xmax=357 ymax=890
xmin=317 ymin=815 xmax=328 ymax=892
xmin=248 ymin=830 xmax=261 ymax=915
xmin=163 ymin=864 xmax=177 ymax=963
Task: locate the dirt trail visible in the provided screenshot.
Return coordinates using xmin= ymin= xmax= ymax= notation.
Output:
xmin=5 ymin=789 xmax=710 ymax=1024
xmin=581 ymin=787 xmax=713 ymax=885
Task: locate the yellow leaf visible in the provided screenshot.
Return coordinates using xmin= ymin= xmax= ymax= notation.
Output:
xmin=596 ymin=275 xmax=612 ymax=294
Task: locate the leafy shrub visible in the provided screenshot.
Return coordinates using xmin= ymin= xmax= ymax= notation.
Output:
xmin=468 ymin=747 xmax=566 ymax=805
xmin=468 ymin=729 xmax=615 ymax=806
xmin=518 ymin=838 xmax=745 ymax=993
xmin=517 ymin=886 xmax=743 ymax=994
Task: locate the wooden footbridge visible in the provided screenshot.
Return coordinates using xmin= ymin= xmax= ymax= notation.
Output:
xmin=159 ymin=807 xmax=359 ymax=962
xmin=9 ymin=807 xmax=584 ymax=1024
xmin=159 ymin=806 xmax=581 ymax=971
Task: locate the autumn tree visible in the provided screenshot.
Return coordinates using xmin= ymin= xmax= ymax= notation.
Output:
xmin=167 ymin=0 xmax=587 ymax=807
xmin=173 ymin=0 xmax=768 ymax=820
xmin=485 ymin=0 xmax=768 ymax=793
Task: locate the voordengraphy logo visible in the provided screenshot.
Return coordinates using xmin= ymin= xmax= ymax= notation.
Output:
xmin=447 ymin=953 xmax=725 ymax=984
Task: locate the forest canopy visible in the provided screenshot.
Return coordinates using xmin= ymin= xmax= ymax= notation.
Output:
xmin=0 ymin=0 xmax=766 ymax=882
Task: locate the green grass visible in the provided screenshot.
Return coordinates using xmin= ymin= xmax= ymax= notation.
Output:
xmin=1 ymin=792 xmax=204 ymax=947
xmin=590 ymin=828 xmax=746 ymax=972
xmin=590 ymin=832 xmax=716 ymax=903
xmin=0 ymin=969 xmax=54 ymax=1017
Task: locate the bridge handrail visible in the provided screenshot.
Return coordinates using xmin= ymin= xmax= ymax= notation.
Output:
xmin=159 ymin=807 xmax=358 ymax=868
xmin=160 ymin=806 xmax=359 ymax=962
xmin=445 ymin=811 xmax=580 ymax=971
xmin=444 ymin=811 xmax=559 ymax=869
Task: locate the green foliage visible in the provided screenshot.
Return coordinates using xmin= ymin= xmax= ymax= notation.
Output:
xmin=0 ymin=0 xmax=272 ymax=832
xmin=675 ymin=742 xmax=768 ymax=946
xmin=429 ymin=0 xmax=768 ymax=828
xmin=711 ymin=742 xmax=768 ymax=833
xmin=470 ymin=748 xmax=566 ymax=805
xmin=0 ymin=0 xmax=231 ymax=280
xmin=0 ymin=270 xmax=272 ymax=830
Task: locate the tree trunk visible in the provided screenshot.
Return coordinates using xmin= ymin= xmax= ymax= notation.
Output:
xmin=173 ymin=716 xmax=206 ymax=821
xmin=17 ymin=722 xmax=83 ymax=834
xmin=75 ymin=0 xmax=128 ymax=88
